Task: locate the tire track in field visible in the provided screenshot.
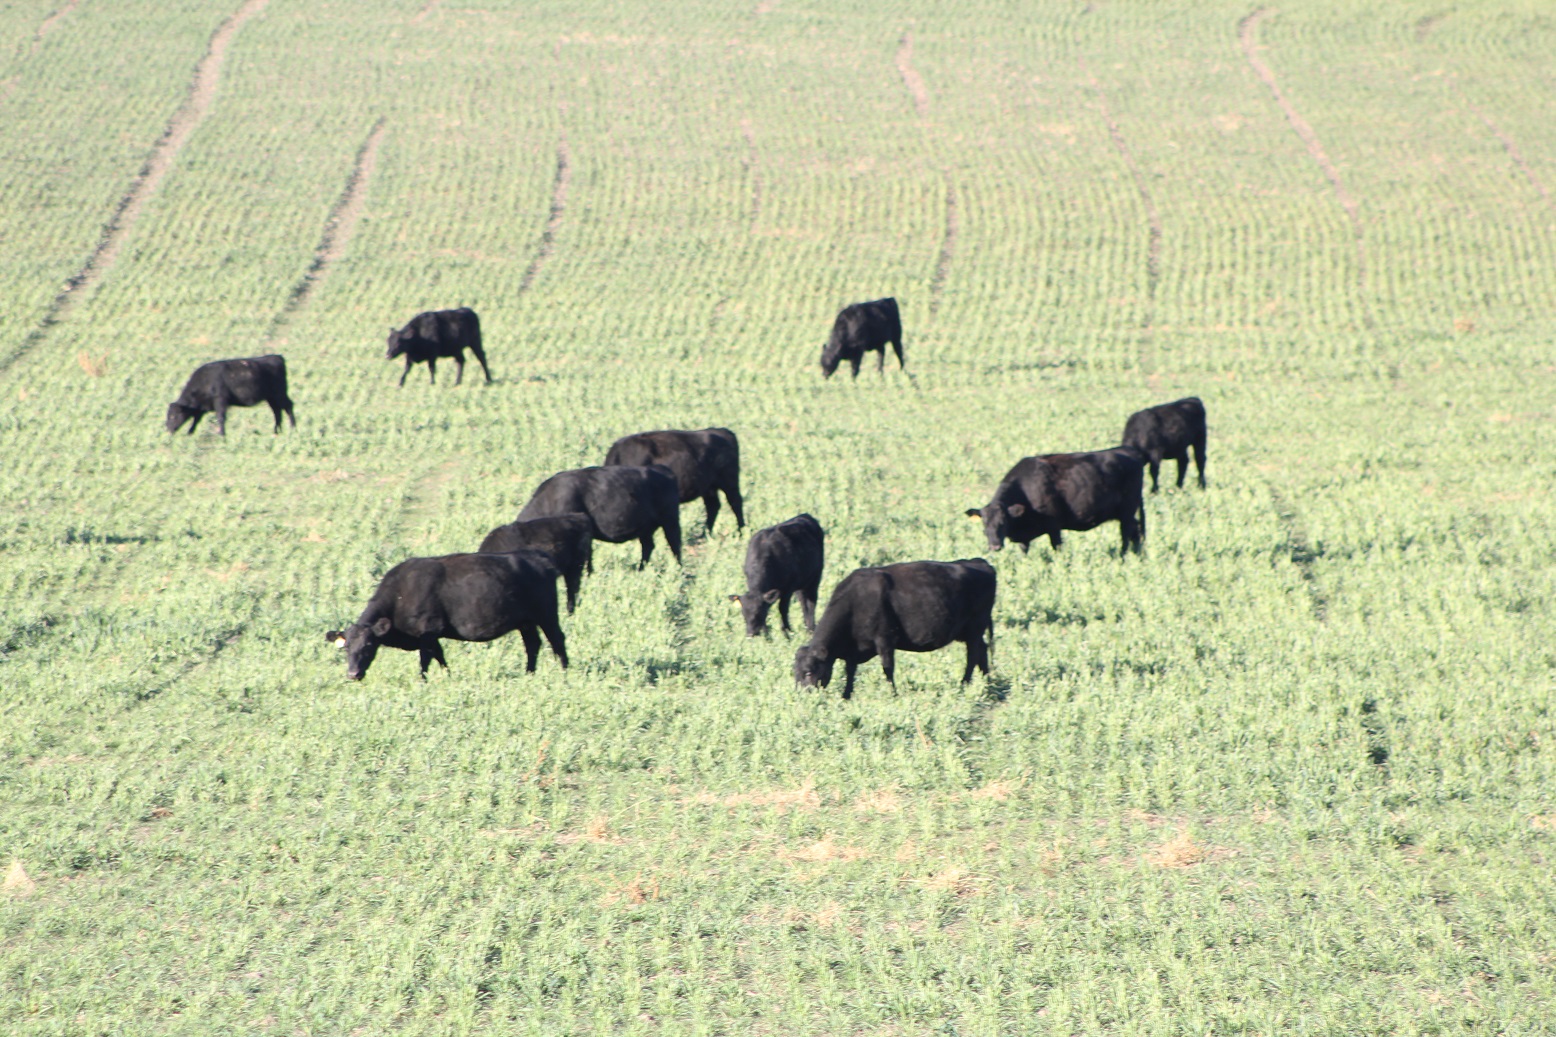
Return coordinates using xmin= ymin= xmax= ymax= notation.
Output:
xmin=1414 ymin=12 xmax=1449 ymax=41
xmin=952 ymin=676 xmax=1010 ymax=787
xmin=1269 ymin=487 xmax=1328 ymax=621
xmin=517 ymin=138 xmax=572 ymax=296
xmin=264 ymin=117 xmax=387 ymax=343
xmin=1081 ymin=60 xmax=1163 ymax=322
xmin=1464 ymin=99 xmax=1549 ymax=201
xmin=0 ymin=0 xmax=270 ymax=379
xmin=895 ymin=32 xmax=958 ymax=318
xmin=1239 ymin=8 xmax=1371 ymax=320
xmin=411 ymin=0 xmax=442 ymax=24
xmin=740 ymin=118 xmax=762 ymax=230
xmin=29 ymin=0 xmax=78 ymax=55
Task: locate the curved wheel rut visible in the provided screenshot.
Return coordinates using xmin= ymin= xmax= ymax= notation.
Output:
xmin=517 ymin=138 xmax=572 ymax=296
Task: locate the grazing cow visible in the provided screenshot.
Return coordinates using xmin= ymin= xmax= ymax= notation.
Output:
xmin=966 ymin=448 xmax=1146 ymax=556
xmin=821 ymin=297 xmax=903 ymax=378
xmin=793 ymin=559 xmax=995 ymax=699
xmin=517 ymin=465 xmax=682 ymax=568
xmin=385 ymin=307 xmax=490 ymax=386
xmin=478 ymin=513 xmax=594 ymax=614
xmin=729 ymin=513 xmax=825 ymax=637
xmin=325 ymin=550 xmax=567 ymax=680
xmin=603 ymin=427 xmax=745 ymax=533
xmin=165 ymin=354 xmax=294 ymax=436
xmin=1121 ymin=397 xmax=1207 ymax=492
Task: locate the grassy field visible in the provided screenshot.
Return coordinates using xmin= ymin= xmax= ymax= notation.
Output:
xmin=2 ymin=0 xmax=1554 ymax=1032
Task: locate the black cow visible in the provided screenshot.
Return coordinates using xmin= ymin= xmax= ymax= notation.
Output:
xmin=967 ymin=448 xmax=1146 ymax=556
xmin=325 ymin=550 xmax=567 ymax=680
xmin=793 ymin=559 xmax=995 ymax=699
xmin=603 ymin=427 xmax=745 ymax=533
xmin=386 ymin=307 xmax=490 ymax=386
xmin=517 ymin=465 xmax=682 ymax=568
xmin=165 ymin=354 xmax=294 ymax=436
xmin=478 ymin=513 xmax=594 ymax=614
xmin=729 ymin=513 xmax=824 ymax=637
xmin=1121 ymin=397 xmax=1207 ymax=493
xmin=821 ymin=297 xmax=903 ymax=378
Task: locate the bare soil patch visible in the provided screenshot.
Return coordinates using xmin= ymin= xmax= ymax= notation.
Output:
xmin=518 ymin=138 xmax=572 ymax=295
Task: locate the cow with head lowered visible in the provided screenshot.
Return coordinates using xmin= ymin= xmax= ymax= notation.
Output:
xmin=821 ymin=297 xmax=903 ymax=378
xmin=793 ymin=559 xmax=995 ymax=700
xmin=967 ymin=448 xmax=1146 ymax=557
xmin=166 ymin=354 xmax=294 ymax=436
xmin=386 ymin=307 xmax=490 ymax=386
xmin=729 ymin=513 xmax=824 ymax=637
xmin=603 ymin=427 xmax=745 ymax=533
xmin=517 ymin=465 xmax=682 ymax=569
xmin=478 ymin=513 xmax=593 ymax=614
xmin=1121 ymin=396 xmax=1207 ymax=493
xmin=325 ymin=550 xmax=567 ymax=681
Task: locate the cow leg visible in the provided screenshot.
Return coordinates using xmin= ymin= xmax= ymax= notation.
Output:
xmin=471 ymin=345 xmax=492 ymax=383
xmin=1119 ymin=515 xmax=1142 ymax=557
xmin=876 ymin=348 xmax=885 ymax=373
xmin=518 ymin=624 xmax=542 ymax=672
xmin=1192 ymin=437 xmax=1207 ymax=488
xmin=539 ymin=617 xmax=568 ymax=669
xmin=399 ymin=360 xmax=413 ymax=387
xmin=185 ymin=411 xmax=204 ymax=435
xmin=849 ymin=357 xmax=861 ymax=379
xmin=1048 ymin=529 xmax=1063 ymax=550
xmin=961 ymin=639 xmax=980 ymax=683
xmin=876 ymin=640 xmax=896 ymax=688
xmin=777 ymin=593 xmax=793 ymax=637
xmin=1148 ymin=459 xmax=1161 ymax=494
xmin=563 ymin=569 xmax=580 ymax=614
xmin=662 ymin=512 xmax=683 ymax=566
xmin=284 ymin=399 xmax=296 ymax=429
xmin=426 ymin=358 xmax=437 ymax=384
xmin=419 ymin=639 xmax=448 ymax=676
xmin=1174 ymin=452 xmax=1189 ymax=489
xmin=268 ymin=400 xmax=285 ymax=433
xmin=701 ymin=491 xmax=721 ymax=533
xmin=453 ymin=353 xmax=465 ymax=386
xmin=800 ymin=586 xmax=818 ymax=633
xmin=724 ymin=482 xmax=745 ymax=530
xmin=637 ymin=533 xmax=655 ymax=569
xmin=214 ymin=399 xmax=228 ymax=436
xmin=841 ymin=660 xmax=859 ymax=701
xmin=891 ymin=339 xmax=905 ymax=371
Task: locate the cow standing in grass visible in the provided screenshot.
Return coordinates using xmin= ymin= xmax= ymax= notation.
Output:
xmin=730 ymin=513 xmax=824 ymax=637
xmin=326 ymin=550 xmax=567 ymax=680
xmin=517 ymin=465 xmax=682 ymax=568
xmin=603 ymin=427 xmax=745 ymax=533
xmin=1121 ymin=397 xmax=1207 ymax=492
xmin=165 ymin=354 xmax=295 ymax=436
xmin=793 ymin=559 xmax=995 ymax=700
xmin=967 ymin=448 xmax=1146 ymax=556
xmin=386 ymin=307 xmax=490 ymax=386
xmin=821 ymin=297 xmax=903 ymax=379
xmin=478 ymin=513 xmax=594 ymax=614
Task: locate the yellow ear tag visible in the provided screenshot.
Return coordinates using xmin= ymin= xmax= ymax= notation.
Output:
xmin=334 ymin=637 xmax=346 ymax=647
xmin=968 ymin=513 xmax=982 ymax=521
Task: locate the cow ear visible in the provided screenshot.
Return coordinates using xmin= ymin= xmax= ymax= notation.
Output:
xmin=762 ymin=589 xmax=781 ymax=603
xmin=370 ymin=617 xmax=393 ymax=637
xmin=325 ymin=630 xmax=344 ymax=646
xmin=965 ymin=508 xmax=982 ymax=519
xmin=1007 ymin=503 xmax=1026 ymax=517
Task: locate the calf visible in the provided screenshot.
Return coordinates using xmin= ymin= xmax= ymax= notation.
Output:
xmin=165 ymin=354 xmax=294 ymax=436
xmin=603 ymin=427 xmax=745 ymax=533
xmin=793 ymin=559 xmax=995 ymax=700
xmin=821 ymin=297 xmax=903 ymax=378
xmin=478 ymin=513 xmax=594 ymax=614
xmin=386 ymin=307 xmax=490 ymax=386
xmin=1121 ymin=397 xmax=1207 ymax=492
xmin=517 ymin=465 xmax=682 ymax=568
xmin=325 ymin=550 xmax=566 ymax=680
xmin=729 ymin=513 xmax=824 ymax=637
xmin=967 ymin=448 xmax=1146 ymax=556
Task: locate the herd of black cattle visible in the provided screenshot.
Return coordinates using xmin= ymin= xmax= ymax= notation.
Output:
xmin=164 ymin=299 xmax=1208 ymax=699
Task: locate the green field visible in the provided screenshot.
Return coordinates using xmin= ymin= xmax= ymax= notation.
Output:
xmin=3 ymin=1 xmax=1555 ymax=1032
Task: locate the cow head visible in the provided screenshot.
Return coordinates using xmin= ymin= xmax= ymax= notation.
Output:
xmin=819 ymin=341 xmax=841 ymax=378
xmin=385 ymin=327 xmax=407 ymax=361
xmin=730 ymin=588 xmax=782 ymax=637
xmin=966 ymin=502 xmax=1025 ymax=552
xmin=793 ymin=642 xmax=834 ymax=688
xmin=325 ymin=617 xmax=393 ymax=680
xmin=165 ymin=401 xmax=196 ymax=433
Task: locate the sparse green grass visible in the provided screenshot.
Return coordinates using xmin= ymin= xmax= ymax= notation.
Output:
xmin=2 ymin=1 xmax=1555 ymax=1033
